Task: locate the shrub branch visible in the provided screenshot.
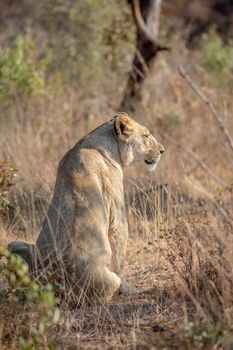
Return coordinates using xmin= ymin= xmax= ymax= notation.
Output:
xmin=178 ymin=66 xmax=233 ymax=154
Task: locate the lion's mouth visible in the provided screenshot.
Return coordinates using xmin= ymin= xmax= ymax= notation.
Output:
xmin=144 ymin=158 xmax=160 ymax=172
xmin=145 ymin=159 xmax=156 ymax=165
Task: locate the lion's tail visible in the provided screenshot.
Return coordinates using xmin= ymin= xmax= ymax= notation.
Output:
xmin=7 ymin=240 xmax=36 ymax=268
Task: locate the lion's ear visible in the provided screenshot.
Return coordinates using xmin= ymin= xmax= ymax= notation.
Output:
xmin=114 ymin=114 xmax=134 ymax=141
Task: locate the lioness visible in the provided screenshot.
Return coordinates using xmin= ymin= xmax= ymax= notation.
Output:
xmin=8 ymin=113 xmax=164 ymax=303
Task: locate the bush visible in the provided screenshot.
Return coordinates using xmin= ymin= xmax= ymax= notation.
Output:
xmin=0 ymin=161 xmax=17 ymax=217
xmin=43 ymin=0 xmax=134 ymax=91
xmin=0 ymin=247 xmax=60 ymax=349
xmin=201 ymin=34 xmax=233 ymax=82
xmin=0 ymin=1 xmax=134 ymax=101
xmin=183 ymin=321 xmax=225 ymax=348
xmin=0 ymin=34 xmax=46 ymax=104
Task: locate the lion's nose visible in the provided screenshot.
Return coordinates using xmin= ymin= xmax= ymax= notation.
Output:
xmin=158 ymin=143 xmax=164 ymax=154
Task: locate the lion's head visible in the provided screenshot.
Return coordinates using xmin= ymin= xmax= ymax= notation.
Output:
xmin=114 ymin=112 xmax=164 ymax=171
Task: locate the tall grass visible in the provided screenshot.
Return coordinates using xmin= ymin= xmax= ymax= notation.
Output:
xmin=0 ymin=32 xmax=233 ymax=348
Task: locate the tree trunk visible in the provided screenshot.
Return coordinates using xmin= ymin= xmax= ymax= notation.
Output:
xmin=120 ymin=0 xmax=169 ymax=112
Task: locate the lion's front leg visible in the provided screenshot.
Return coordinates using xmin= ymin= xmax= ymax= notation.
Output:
xmin=109 ymin=204 xmax=139 ymax=296
xmin=109 ymin=225 xmax=139 ymax=296
xmin=109 ymin=201 xmax=128 ymax=275
xmin=109 ymin=223 xmax=128 ymax=277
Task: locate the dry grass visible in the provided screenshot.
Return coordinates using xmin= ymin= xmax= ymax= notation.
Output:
xmin=0 ymin=39 xmax=233 ymax=349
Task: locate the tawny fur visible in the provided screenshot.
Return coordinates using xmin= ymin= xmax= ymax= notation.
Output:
xmin=8 ymin=113 xmax=164 ymax=303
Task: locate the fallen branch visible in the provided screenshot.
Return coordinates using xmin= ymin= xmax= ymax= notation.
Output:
xmin=178 ymin=66 xmax=233 ymax=153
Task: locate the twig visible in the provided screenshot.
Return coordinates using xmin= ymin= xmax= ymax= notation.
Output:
xmin=132 ymin=0 xmax=170 ymax=51
xmin=185 ymin=175 xmax=233 ymax=228
xmin=147 ymin=0 xmax=162 ymax=37
xmin=135 ymin=49 xmax=149 ymax=76
xmin=166 ymin=255 xmax=209 ymax=323
xmin=160 ymin=131 xmax=233 ymax=227
xmin=178 ymin=66 xmax=233 ymax=153
xmin=160 ymin=131 xmax=228 ymax=189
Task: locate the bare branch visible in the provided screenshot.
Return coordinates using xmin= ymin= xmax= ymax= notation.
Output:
xmin=147 ymin=0 xmax=162 ymax=37
xmin=132 ymin=0 xmax=156 ymax=43
xmin=186 ymin=175 xmax=233 ymax=228
xmin=135 ymin=48 xmax=150 ymax=75
xmin=121 ymin=0 xmax=170 ymax=110
xmin=160 ymin=131 xmax=228 ymax=189
xmin=132 ymin=0 xmax=170 ymax=51
xmin=160 ymin=131 xmax=233 ymax=227
xmin=179 ymin=66 xmax=233 ymax=153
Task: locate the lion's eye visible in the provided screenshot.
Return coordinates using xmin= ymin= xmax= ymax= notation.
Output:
xmin=143 ymin=134 xmax=150 ymax=138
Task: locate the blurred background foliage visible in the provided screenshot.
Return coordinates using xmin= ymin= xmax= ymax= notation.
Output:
xmin=200 ymin=33 xmax=233 ymax=84
xmin=0 ymin=0 xmax=232 ymax=110
xmin=0 ymin=0 xmax=135 ymax=103
xmin=0 ymin=34 xmax=46 ymax=104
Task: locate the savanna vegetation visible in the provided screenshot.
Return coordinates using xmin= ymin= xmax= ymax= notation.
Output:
xmin=0 ymin=0 xmax=233 ymax=349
